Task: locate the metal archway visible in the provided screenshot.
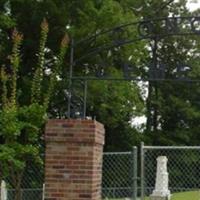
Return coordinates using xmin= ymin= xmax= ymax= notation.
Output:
xmin=67 ymin=16 xmax=200 ymax=118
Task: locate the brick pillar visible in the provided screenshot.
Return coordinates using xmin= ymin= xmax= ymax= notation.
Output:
xmin=44 ymin=119 xmax=105 ymax=200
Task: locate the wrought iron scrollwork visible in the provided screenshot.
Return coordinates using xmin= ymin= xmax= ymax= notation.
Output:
xmin=165 ymin=18 xmax=179 ymax=34
xmin=67 ymin=16 xmax=200 ymax=118
xmin=148 ymin=62 xmax=192 ymax=81
xmin=111 ymin=27 xmax=126 ymax=46
xmin=69 ymin=80 xmax=87 ymax=118
xmin=191 ymin=17 xmax=200 ymax=34
xmin=95 ymin=57 xmax=109 ymax=78
xmin=123 ymin=62 xmax=140 ymax=79
xmin=138 ymin=17 xmax=200 ymax=38
xmin=138 ymin=21 xmax=154 ymax=38
xmin=176 ymin=63 xmax=191 ymax=80
xmin=149 ymin=62 xmax=166 ymax=80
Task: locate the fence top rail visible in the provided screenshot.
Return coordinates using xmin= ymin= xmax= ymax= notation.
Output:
xmin=103 ymin=152 xmax=131 ymax=155
xmin=143 ymin=146 xmax=200 ymax=150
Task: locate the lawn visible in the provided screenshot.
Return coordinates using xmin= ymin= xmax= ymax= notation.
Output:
xmin=170 ymin=191 xmax=200 ymax=200
xmin=104 ymin=190 xmax=200 ymax=200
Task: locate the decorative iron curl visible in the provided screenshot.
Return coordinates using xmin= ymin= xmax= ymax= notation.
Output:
xmin=67 ymin=16 xmax=200 ymax=118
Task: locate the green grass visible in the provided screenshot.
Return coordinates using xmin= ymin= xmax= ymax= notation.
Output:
xmin=171 ymin=191 xmax=200 ymax=200
xmin=104 ymin=190 xmax=200 ymax=200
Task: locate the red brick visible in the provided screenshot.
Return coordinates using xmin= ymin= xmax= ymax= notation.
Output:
xmin=44 ymin=119 xmax=105 ymax=200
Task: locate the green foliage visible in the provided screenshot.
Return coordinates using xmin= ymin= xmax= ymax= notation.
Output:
xmin=24 ymin=0 xmax=145 ymax=150
xmin=0 ymin=67 xmax=8 ymax=107
xmin=43 ymin=33 xmax=69 ymax=109
xmin=10 ymin=29 xmax=23 ymax=107
xmin=0 ymin=14 xmax=15 ymax=29
xmin=0 ymin=0 xmax=199 ymax=153
xmin=0 ymin=107 xmax=21 ymax=139
xmin=0 ymin=17 xmax=67 ymax=199
xmin=31 ymin=19 xmax=49 ymax=104
xmin=0 ymin=1 xmax=15 ymax=66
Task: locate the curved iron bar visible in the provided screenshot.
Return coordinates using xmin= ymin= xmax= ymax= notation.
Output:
xmin=72 ymin=16 xmax=200 ymax=64
xmin=71 ymin=76 xmax=200 ymax=83
xmin=74 ymin=32 xmax=200 ymax=64
xmin=68 ymin=16 xmax=200 ymax=118
xmin=73 ymin=16 xmax=200 ymax=47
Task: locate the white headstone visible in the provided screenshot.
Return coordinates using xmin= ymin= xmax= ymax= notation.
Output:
xmin=150 ymin=156 xmax=171 ymax=200
xmin=1 ymin=180 xmax=7 ymax=200
xmin=42 ymin=183 xmax=45 ymax=200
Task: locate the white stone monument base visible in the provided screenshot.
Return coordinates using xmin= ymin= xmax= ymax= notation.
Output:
xmin=150 ymin=195 xmax=170 ymax=200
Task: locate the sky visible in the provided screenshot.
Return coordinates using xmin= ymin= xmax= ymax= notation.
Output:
xmin=187 ymin=0 xmax=200 ymax=11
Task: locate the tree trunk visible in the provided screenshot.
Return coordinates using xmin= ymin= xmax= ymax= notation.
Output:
xmin=0 ymin=180 xmax=2 ymax=200
xmin=153 ymin=82 xmax=158 ymax=132
xmin=14 ymin=172 xmax=23 ymax=200
xmin=0 ymin=167 xmax=3 ymax=200
xmin=146 ymin=82 xmax=153 ymax=132
xmin=14 ymin=186 xmax=22 ymax=200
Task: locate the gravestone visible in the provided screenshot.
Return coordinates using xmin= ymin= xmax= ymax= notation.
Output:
xmin=1 ymin=180 xmax=7 ymax=200
xmin=150 ymin=156 xmax=171 ymax=200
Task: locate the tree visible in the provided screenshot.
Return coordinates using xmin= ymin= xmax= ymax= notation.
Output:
xmin=0 ymin=19 xmax=68 ymax=200
xmin=136 ymin=0 xmax=200 ymax=145
xmin=0 ymin=0 xmax=145 ymax=151
xmin=2 ymin=0 xmax=199 ymax=151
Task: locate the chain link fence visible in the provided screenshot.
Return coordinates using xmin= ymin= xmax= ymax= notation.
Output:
xmin=102 ymin=149 xmax=138 ymax=200
xmin=3 ymin=151 xmax=138 ymax=200
xmin=7 ymin=188 xmax=43 ymax=200
xmin=5 ymin=156 xmax=44 ymax=200
xmin=141 ymin=144 xmax=200 ymax=200
xmin=4 ymin=145 xmax=200 ymax=200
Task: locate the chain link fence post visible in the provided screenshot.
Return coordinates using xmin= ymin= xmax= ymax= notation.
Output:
xmin=141 ymin=142 xmax=145 ymax=200
xmin=132 ymin=146 xmax=138 ymax=200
